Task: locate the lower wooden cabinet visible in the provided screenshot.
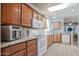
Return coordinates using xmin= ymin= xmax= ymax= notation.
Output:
xmin=1 ymin=38 xmax=37 ymax=56
xmin=26 ymin=39 xmax=37 ymax=56
xmin=27 ymin=49 xmax=37 ymax=56
xmin=53 ymin=34 xmax=61 ymax=43
xmin=12 ymin=49 xmax=26 ymax=56
xmin=47 ymin=35 xmax=53 ymax=48
xmin=47 ymin=35 xmax=50 ymax=48
xmin=1 ymin=42 xmax=26 ymax=56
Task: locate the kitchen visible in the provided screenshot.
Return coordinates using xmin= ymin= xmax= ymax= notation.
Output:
xmin=0 ymin=3 xmax=79 ymax=56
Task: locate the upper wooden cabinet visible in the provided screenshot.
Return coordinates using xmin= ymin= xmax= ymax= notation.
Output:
xmin=22 ymin=4 xmax=32 ymax=27
xmin=42 ymin=17 xmax=47 ymax=28
xmin=38 ymin=14 xmax=42 ymax=21
xmin=33 ymin=10 xmax=38 ymax=19
xmin=1 ymin=3 xmax=21 ymax=25
xmin=51 ymin=22 xmax=61 ymax=29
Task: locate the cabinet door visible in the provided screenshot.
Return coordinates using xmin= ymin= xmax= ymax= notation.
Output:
xmin=33 ymin=10 xmax=38 ymax=19
xmin=53 ymin=34 xmax=58 ymax=43
xmin=42 ymin=17 xmax=47 ymax=28
xmin=12 ymin=49 xmax=26 ymax=56
xmin=1 ymin=42 xmax=26 ymax=56
xmin=22 ymin=4 xmax=32 ymax=27
xmin=57 ymin=34 xmax=61 ymax=42
xmin=49 ymin=35 xmax=51 ymax=45
xmin=27 ymin=49 xmax=37 ymax=56
xmin=27 ymin=44 xmax=36 ymax=53
xmin=38 ymin=14 xmax=42 ymax=21
xmin=51 ymin=35 xmax=54 ymax=43
xmin=53 ymin=34 xmax=61 ymax=43
xmin=26 ymin=39 xmax=37 ymax=56
xmin=2 ymin=3 xmax=21 ymax=25
xmin=50 ymin=35 xmax=53 ymax=45
xmin=47 ymin=35 xmax=50 ymax=48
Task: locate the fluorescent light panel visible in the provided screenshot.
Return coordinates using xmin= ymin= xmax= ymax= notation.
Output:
xmin=48 ymin=3 xmax=70 ymax=12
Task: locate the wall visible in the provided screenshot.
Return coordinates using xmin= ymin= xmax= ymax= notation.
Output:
xmin=0 ymin=4 xmax=1 ymax=24
xmin=49 ymin=18 xmax=64 ymax=34
xmin=27 ymin=3 xmax=44 ymax=16
xmin=0 ymin=4 xmax=1 ymax=55
xmin=76 ymin=4 xmax=79 ymax=47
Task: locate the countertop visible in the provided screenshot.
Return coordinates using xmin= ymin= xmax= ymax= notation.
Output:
xmin=1 ymin=33 xmax=54 ymax=48
xmin=1 ymin=36 xmax=37 ymax=48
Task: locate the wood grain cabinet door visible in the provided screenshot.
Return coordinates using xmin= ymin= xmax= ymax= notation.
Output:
xmin=12 ymin=49 xmax=26 ymax=56
xmin=33 ymin=10 xmax=38 ymax=19
xmin=47 ymin=35 xmax=50 ymax=48
xmin=42 ymin=17 xmax=47 ymax=28
xmin=50 ymin=35 xmax=53 ymax=44
xmin=51 ymin=35 xmax=53 ymax=43
xmin=53 ymin=34 xmax=58 ymax=43
xmin=1 ymin=42 xmax=26 ymax=56
xmin=26 ymin=39 xmax=37 ymax=56
xmin=27 ymin=49 xmax=37 ymax=56
xmin=49 ymin=35 xmax=52 ymax=45
xmin=57 ymin=34 xmax=61 ymax=42
xmin=22 ymin=4 xmax=32 ymax=27
xmin=53 ymin=34 xmax=61 ymax=43
xmin=1 ymin=3 xmax=21 ymax=25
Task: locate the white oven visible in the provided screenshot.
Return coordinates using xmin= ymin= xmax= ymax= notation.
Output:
xmin=37 ymin=35 xmax=47 ymax=56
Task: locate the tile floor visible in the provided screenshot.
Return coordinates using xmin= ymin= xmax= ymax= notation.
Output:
xmin=44 ymin=43 xmax=79 ymax=56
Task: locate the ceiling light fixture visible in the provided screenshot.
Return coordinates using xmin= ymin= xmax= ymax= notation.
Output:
xmin=48 ymin=3 xmax=70 ymax=12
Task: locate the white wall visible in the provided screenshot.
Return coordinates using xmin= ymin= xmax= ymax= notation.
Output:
xmin=0 ymin=4 xmax=1 ymax=55
xmin=76 ymin=4 xmax=79 ymax=47
xmin=0 ymin=4 xmax=1 ymax=22
xmin=27 ymin=3 xmax=44 ymax=16
xmin=49 ymin=18 xmax=64 ymax=34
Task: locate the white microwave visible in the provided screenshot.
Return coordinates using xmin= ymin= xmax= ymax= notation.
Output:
xmin=32 ymin=18 xmax=43 ymax=28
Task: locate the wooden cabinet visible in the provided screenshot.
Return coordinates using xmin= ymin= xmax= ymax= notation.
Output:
xmin=12 ymin=49 xmax=26 ymax=56
xmin=42 ymin=17 xmax=47 ymax=28
xmin=22 ymin=4 xmax=32 ymax=27
xmin=47 ymin=35 xmax=50 ymax=48
xmin=27 ymin=49 xmax=37 ymax=56
xmin=26 ymin=39 xmax=37 ymax=56
xmin=38 ymin=14 xmax=42 ymax=21
xmin=33 ymin=10 xmax=38 ymax=19
xmin=50 ymin=35 xmax=54 ymax=45
xmin=51 ymin=22 xmax=61 ymax=29
xmin=47 ymin=35 xmax=53 ymax=48
xmin=53 ymin=34 xmax=61 ymax=43
xmin=1 ymin=38 xmax=37 ymax=56
xmin=1 ymin=3 xmax=21 ymax=25
xmin=57 ymin=34 xmax=61 ymax=42
xmin=1 ymin=42 xmax=26 ymax=56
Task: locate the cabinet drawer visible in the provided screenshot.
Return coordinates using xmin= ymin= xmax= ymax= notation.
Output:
xmin=12 ymin=49 xmax=26 ymax=56
xmin=27 ymin=49 xmax=37 ymax=56
xmin=27 ymin=45 xmax=36 ymax=53
xmin=1 ymin=42 xmax=26 ymax=56
xmin=27 ymin=39 xmax=36 ymax=47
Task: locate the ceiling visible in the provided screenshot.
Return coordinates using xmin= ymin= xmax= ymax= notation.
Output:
xmin=32 ymin=3 xmax=79 ymax=20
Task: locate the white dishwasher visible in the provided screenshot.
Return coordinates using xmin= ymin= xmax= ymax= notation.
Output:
xmin=37 ymin=35 xmax=47 ymax=56
xmin=62 ymin=34 xmax=71 ymax=44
